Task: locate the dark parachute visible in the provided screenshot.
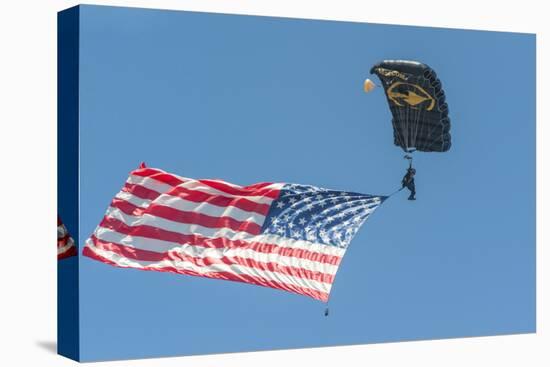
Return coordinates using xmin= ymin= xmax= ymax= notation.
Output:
xmin=370 ymin=60 xmax=451 ymax=153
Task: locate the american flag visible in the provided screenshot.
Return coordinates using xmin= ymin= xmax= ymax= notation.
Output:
xmin=83 ymin=165 xmax=387 ymax=302
xmin=58 ymin=216 xmax=77 ymax=260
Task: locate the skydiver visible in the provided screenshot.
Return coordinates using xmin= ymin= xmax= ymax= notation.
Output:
xmin=402 ymin=167 xmax=416 ymax=200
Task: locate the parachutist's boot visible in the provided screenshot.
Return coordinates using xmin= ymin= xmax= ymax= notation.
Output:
xmin=408 ymin=194 xmax=416 ymax=200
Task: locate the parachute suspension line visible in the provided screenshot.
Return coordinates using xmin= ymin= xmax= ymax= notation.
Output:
xmin=412 ymin=84 xmax=425 ymax=151
xmin=392 ymin=117 xmax=407 ymax=153
xmin=410 ymin=74 xmax=428 ymax=151
xmin=404 ymin=98 xmax=410 ymax=150
xmin=406 ymin=88 xmax=423 ymax=153
xmin=393 ymin=83 xmax=410 ymax=152
xmin=413 ymin=100 xmax=428 ymax=152
xmin=411 ymin=103 xmax=421 ymax=151
xmin=413 ymin=106 xmax=423 ymax=151
xmin=386 ymin=78 xmax=408 ymax=149
xmin=407 ymin=85 xmax=418 ymax=151
xmin=411 ymin=101 xmax=422 ymax=151
xmin=421 ymin=115 xmax=442 ymax=151
xmin=402 ymin=89 xmax=411 ymax=151
xmin=405 ymin=103 xmax=417 ymax=153
xmin=385 ymin=80 xmax=408 ymax=152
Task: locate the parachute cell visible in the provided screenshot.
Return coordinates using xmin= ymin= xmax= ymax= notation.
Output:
xmin=370 ymin=60 xmax=451 ymax=153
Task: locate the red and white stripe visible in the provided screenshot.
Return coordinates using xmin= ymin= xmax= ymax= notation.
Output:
xmin=58 ymin=216 xmax=77 ymax=260
xmin=83 ymin=165 xmax=345 ymax=302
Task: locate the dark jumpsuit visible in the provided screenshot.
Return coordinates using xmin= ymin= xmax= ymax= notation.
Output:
xmin=402 ymin=169 xmax=416 ymax=200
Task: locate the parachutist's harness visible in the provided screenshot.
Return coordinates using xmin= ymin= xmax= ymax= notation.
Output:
xmin=401 ymin=161 xmax=416 ymax=200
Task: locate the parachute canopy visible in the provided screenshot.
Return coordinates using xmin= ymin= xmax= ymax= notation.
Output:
xmin=370 ymin=60 xmax=451 ymax=153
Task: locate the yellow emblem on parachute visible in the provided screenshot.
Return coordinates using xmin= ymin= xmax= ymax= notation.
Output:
xmin=387 ymin=82 xmax=435 ymax=111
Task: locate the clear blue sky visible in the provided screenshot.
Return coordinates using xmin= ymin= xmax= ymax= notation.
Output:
xmin=72 ymin=5 xmax=535 ymax=361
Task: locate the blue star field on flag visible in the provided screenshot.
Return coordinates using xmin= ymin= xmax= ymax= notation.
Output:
xmin=261 ymin=184 xmax=387 ymax=248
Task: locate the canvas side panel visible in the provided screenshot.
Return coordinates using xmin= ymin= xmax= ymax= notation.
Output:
xmin=57 ymin=5 xmax=80 ymax=361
